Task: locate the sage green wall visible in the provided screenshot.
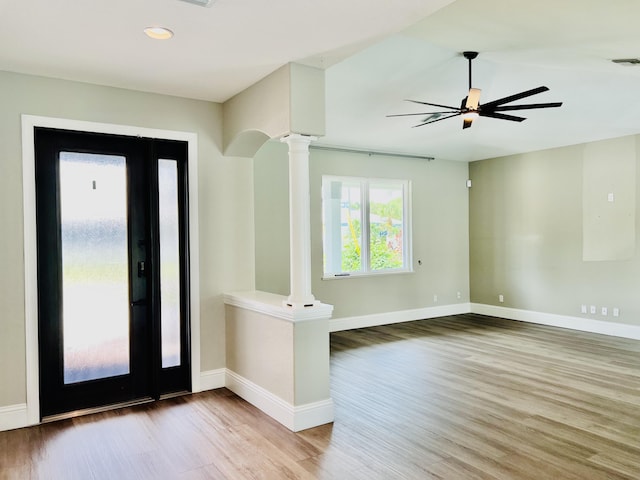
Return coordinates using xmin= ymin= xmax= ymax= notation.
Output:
xmin=225 ymin=305 xmax=294 ymax=403
xmin=0 ymin=70 xmax=255 ymax=407
xmin=254 ymin=141 xmax=291 ymax=297
xmin=223 ymin=63 xmax=325 ymax=157
xmin=254 ymin=140 xmax=470 ymax=318
xmin=225 ymin=303 xmax=330 ymax=406
xmin=469 ymin=135 xmax=640 ymax=325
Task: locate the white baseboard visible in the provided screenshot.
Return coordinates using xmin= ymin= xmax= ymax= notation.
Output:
xmin=199 ymin=368 xmax=226 ymax=392
xmin=0 ymin=403 xmax=28 ymax=432
xmin=329 ymin=303 xmax=471 ymax=332
xmin=5 ymin=304 xmax=634 ymax=434
xmin=291 ymin=398 xmax=335 ymax=432
xmin=0 ymin=368 xmax=332 ymax=433
xmin=225 ymin=370 xmax=334 ymax=432
xmin=471 ymin=303 xmax=640 ymax=340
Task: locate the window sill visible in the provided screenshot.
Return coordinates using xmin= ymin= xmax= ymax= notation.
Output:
xmin=321 ymin=269 xmax=414 ymax=281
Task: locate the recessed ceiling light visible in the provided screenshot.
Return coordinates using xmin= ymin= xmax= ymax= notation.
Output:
xmin=144 ymin=26 xmax=174 ymax=40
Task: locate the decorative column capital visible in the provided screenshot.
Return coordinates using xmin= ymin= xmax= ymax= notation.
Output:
xmin=280 ymin=134 xmax=318 ymax=148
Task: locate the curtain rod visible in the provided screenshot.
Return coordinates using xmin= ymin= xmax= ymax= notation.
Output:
xmin=310 ymin=144 xmax=434 ymax=161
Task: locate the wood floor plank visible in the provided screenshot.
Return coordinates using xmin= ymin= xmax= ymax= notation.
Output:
xmin=1 ymin=313 xmax=639 ymax=479
xmin=327 ymin=314 xmax=640 ymax=479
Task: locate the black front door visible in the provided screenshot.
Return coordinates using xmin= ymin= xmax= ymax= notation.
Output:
xmin=35 ymin=127 xmax=191 ymax=418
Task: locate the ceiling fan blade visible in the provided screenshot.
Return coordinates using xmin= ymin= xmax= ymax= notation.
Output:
xmin=412 ymin=112 xmax=461 ymax=128
xmin=386 ymin=110 xmax=463 ymax=117
xmin=480 ymin=111 xmax=526 ymax=122
xmin=490 ymin=102 xmax=563 ymax=112
xmin=462 ymin=118 xmax=473 ymax=129
xmin=406 ymin=99 xmax=461 ymax=111
xmin=481 ymin=86 xmax=550 ymax=109
xmin=465 ymin=88 xmax=481 ymax=109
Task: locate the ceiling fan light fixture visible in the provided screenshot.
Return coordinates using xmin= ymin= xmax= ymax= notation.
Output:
xmin=465 ymin=88 xmax=481 ymax=109
xmin=462 ymin=111 xmax=479 ymax=120
xmin=178 ymin=0 xmax=215 ymax=7
xmin=143 ymin=26 xmax=174 ymax=40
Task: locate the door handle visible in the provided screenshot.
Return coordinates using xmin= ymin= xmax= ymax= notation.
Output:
xmin=131 ymin=299 xmax=147 ymax=307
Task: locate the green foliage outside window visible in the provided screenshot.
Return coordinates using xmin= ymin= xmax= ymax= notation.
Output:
xmin=341 ymin=198 xmax=403 ymax=271
xmin=370 ymin=222 xmax=402 ymax=270
xmin=322 ymin=176 xmax=408 ymax=276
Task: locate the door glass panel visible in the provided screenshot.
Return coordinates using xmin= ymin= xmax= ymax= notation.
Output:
xmin=59 ymin=152 xmax=130 ymax=384
xmin=158 ymin=159 xmax=181 ymax=368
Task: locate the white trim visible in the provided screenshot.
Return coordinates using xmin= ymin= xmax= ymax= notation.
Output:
xmin=199 ymin=369 xmax=226 ymax=391
xmin=21 ymin=115 xmax=202 ymax=425
xmin=471 ymin=303 xmax=640 ymax=340
xmin=292 ymin=398 xmax=335 ymax=432
xmin=321 ymin=269 xmax=415 ymax=281
xmin=186 ymin=127 xmax=202 ymax=393
xmin=224 ymin=290 xmax=334 ymax=322
xmin=321 ymin=175 xmax=413 ymax=278
xmin=21 ymin=118 xmax=40 ymax=427
xmin=0 ymin=404 xmax=29 ymax=432
xmin=225 ymin=370 xmax=334 ymax=432
xmin=329 ymin=303 xmax=471 ymax=332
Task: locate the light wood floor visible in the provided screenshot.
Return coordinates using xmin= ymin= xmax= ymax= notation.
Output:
xmin=1 ymin=314 xmax=639 ymax=479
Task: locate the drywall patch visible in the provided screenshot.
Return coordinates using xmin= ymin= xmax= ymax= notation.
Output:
xmin=582 ymin=136 xmax=636 ymax=261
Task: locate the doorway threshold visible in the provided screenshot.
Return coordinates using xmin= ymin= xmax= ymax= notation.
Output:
xmin=41 ymin=397 xmax=155 ymax=423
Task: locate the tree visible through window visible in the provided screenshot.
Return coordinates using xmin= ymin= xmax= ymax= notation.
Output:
xmin=322 ymin=176 xmax=411 ymax=276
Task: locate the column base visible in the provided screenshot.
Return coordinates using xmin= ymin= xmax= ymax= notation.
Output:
xmin=284 ymin=299 xmax=321 ymax=309
xmin=225 ymin=290 xmax=333 ymax=322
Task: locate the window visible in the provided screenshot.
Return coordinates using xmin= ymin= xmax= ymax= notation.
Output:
xmin=322 ymin=176 xmax=411 ymax=277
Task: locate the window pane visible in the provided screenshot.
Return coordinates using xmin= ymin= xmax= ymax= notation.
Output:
xmin=323 ymin=178 xmax=363 ymax=274
xmin=323 ymin=175 xmax=410 ymax=276
xmin=59 ymin=152 xmax=130 ymax=384
xmin=369 ymin=182 xmax=404 ymax=271
xmin=158 ymin=159 xmax=181 ymax=368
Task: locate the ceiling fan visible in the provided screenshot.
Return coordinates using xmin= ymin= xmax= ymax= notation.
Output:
xmin=388 ymin=51 xmax=563 ymax=129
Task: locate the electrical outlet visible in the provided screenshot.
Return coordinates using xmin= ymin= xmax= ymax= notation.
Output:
xmin=613 ymin=308 xmax=620 ymax=317
xmin=498 ymin=294 xmax=504 ymax=303
xmin=457 ymin=291 xmax=461 ymax=299
xmin=581 ymin=305 xmax=587 ymax=314
xmin=433 ymin=294 xmax=438 ymax=303
xmin=590 ymin=305 xmax=597 ymax=314
xmin=601 ymin=307 xmax=608 ymax=316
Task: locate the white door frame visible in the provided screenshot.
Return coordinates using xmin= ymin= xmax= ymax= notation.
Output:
xmin=21 ymin=115 xmax=201 ymax=425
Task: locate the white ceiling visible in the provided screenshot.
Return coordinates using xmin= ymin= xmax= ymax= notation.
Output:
xmin=2 ymin=0 xmax=640 ymax=162
xmin=322 ymin=0 xmax=640 ymax=161
xmin=0 ymin=0 xmax=451 ymax=101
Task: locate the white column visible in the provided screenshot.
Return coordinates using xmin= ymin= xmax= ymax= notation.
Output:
xmin=281 ymin=134 xmax=318 ymax=308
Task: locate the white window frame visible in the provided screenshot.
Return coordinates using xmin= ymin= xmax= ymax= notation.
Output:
xmin=322 ymin=175 xmax=412 ymax=278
